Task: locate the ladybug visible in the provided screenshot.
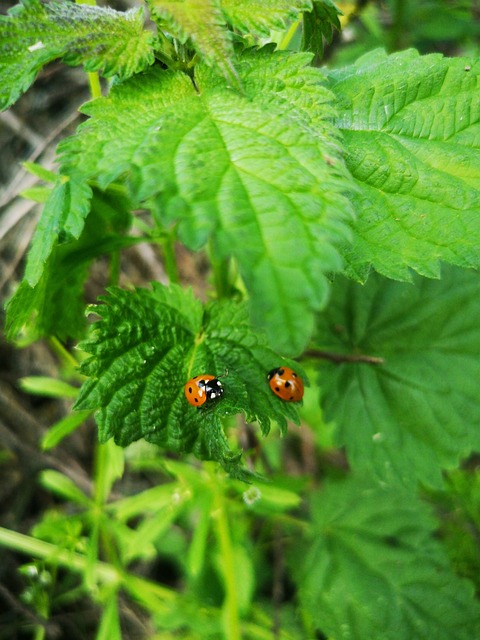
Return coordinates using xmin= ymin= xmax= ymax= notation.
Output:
xmin=267 ymin=367 xmax=304 ymax=402
xmin=184 ymin=374 xmax=224 ymax=407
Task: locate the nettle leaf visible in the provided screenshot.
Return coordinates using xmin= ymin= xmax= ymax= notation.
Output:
xmin=0 ymin=0 xmax=155 ymax=110
xmin=74 ymin=285 xmax=305 ymax=477
xmin=5 ymin=187 xmax=133 ymax=344
xmin=293 ymin=475 xmax=480 ymax=640
xmin=147 ymin=0 xmax=239 ymax=88
xmin=59 ymin=50 xmax=353 ymax=355
xmin=302 ymin=0 xmax=342 ymax=64
xmin=328 ymin=49 xmax=480 ymax=280
xmin=220 ymin=0 xmax=312 ymax=36
xmin=25 ymin=177 xmax=92 ymax=287
xmin=315 ymin=266 xmax=480 ymax=488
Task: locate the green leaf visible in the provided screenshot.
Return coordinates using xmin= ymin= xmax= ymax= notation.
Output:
xmin=5 ymin=250 xmax=90 ymax=344
xmin=302 ymin=0 xmax=342 ymax=64
xmin=73 ymin=285 xmax=305 ymax=477
xmin=41 ymin=410 xmax=91 ymax=450
xmin=96 ymin=592 xmax=122 ymax=640
xmin=328 ymin=49 xmax=480 ymax=280
xmin=315 ymin=266 xmax=480 ymax=488
xmin=0 ymin=0 xmax=155 ymax=110
xmin=59 ymin=50 xmax=353 ymax=355
xmin=221 ymin=0 xmax=312 ymax=36
xmin=39 ymin=470 xmax=91 ymax=506
xmin=147 ymin=0 xmax=239 ymax=88
xmin=19 ymin=376 xmax=79 ymax=399
xmin=293 ymin=475 xmax=480 ymax=640
xmin=5 ymin=186 xmax=132 ymax=344
xmin=25 ymin=177 xmax=92 ymax=287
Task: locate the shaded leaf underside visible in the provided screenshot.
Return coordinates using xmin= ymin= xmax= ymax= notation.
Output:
xmin=316 ymin=266 xmax=480 ymax=488
xmin=297 ymin=476 xmax=480 ymax=640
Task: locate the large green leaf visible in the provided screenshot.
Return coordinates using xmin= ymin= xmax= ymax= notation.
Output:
xmin=293 ymin=475 xmax=480 ymax=640
xmin=0 ymin=0 xmax=155 ymax=110
xmin=328 ymin=49 xmax=480 ymax=280
xmin=59 ymin=49 xmax=353 ymax=355
xmin=74 ymin=285 xmax=305 ymax=477
xmin=314 ymin=266 xmax=480 ymax=488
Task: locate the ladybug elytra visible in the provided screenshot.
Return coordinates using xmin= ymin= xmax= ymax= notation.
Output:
xmin=267 ymin=367 xmax=304 ymax=402
xmin=184 ymin=374 xmax=224 ymax=407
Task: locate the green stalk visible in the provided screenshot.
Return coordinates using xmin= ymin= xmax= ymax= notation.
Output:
xmin=108 ymin=250 xmax=121 ymax=287
xmin=212 ymin=485 xmax=241 ymax=640
xmin=0 ymin=526 xmax=119 ymax=584
xmin=278 ymin=20 xmax=300 ymax=51
xmin=209 ymin=239 xmax=233 ymax=299
xmin=74 ymin=0 xmax=102 ymax=99
xmin=0 ymin=526 xmax=177 ymax=612
xmin=48 ymin=337 xmax=80 ymax=370
xmin=161 ymin=232 xmax=180 ymax=284
xmin=389 ymin=0 xmax=408 ymax=51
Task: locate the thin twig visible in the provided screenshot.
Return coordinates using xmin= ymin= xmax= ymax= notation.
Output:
xmin=306 ymin=349 xmax=385 ymax=365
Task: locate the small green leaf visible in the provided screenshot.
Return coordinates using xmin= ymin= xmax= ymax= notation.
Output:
xmin=74 ymin=285 xmax=304 ymax=475
xmin=5 ymin=186 xmax=132 ymax=344
xmin=41 ymin=410 xmax=91 ymax=450
xmin=293 ymin=475 xmax=480 ymax=640
xmin=39 ymin=470 xmax=91 ymax=506
xmin=22 ymin=161 xmax=58 ymax=183
xmin=19 ymin=376 xmax=79 ymax=399
xmin=221 ymin=0 xmax=312 ymax=36
xmin=108 ymin=484 xmax=185 ymax=521
xmin=328 ymin=49 xmax=480 ymax=280
xmin=315 ymin=266 xmax=480 ymax=488
xmin=302 ymin=0 xmax=342 ymax=64
xmin=147 ymin=0 xmax=239 ymax=88
xmin=0 ymin=0 xmax=155 ymax=110
xmin=25 ymin=178 xmax=92 ymax=287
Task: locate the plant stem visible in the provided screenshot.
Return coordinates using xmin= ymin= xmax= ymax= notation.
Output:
xmin=389 ymin=0 xmax=408 ymax=51
xmin=0 ymin=526 xmax=119 ymax=584
xmin=48 ymin=337 xmax=78 ymax=368
xmin=108 ymin=250 xmax=121 ymax=286
xmin=278 ymin=20 xmax=300 ymax=50
xmin=87 ymin=72 xmax=103 ymax=99
xmin=212 ymin=486 xmax=241 ymax=640
xmin=73 ymin=2 xmax=102 ymax=98
xmin=306 ymin=349 xmax=384 ymax=365
xmin=161 ymin=232 xmax=180 ymax=284
xmin=209 ymin=240 xmax=232 ymax=299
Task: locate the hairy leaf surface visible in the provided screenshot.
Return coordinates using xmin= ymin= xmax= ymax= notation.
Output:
xmin=221 ymin=0 xmax=312 ymax=36
xmin=294 ymin=475 xmax=480 ymax=639
xmin=328 ymin=49 xmax=480 ymax=280
xmin=59 ymin=50 xmax=353 ymax=355
xmin=147 ymin=0 xmax=238 ymax=88
xmin=315 ymin=266 xmax=480 ymax=488
xmin=74 ymin=286 xmax=305 ymax=477
xmin=0 ymin=0 xmax=155 ymax=110
xmin=302 ymin=0 xmax=342 ymax=64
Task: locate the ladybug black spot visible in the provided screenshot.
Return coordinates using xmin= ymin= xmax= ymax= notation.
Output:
xmin=285 ymin=381 xmax=291 ymax=388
